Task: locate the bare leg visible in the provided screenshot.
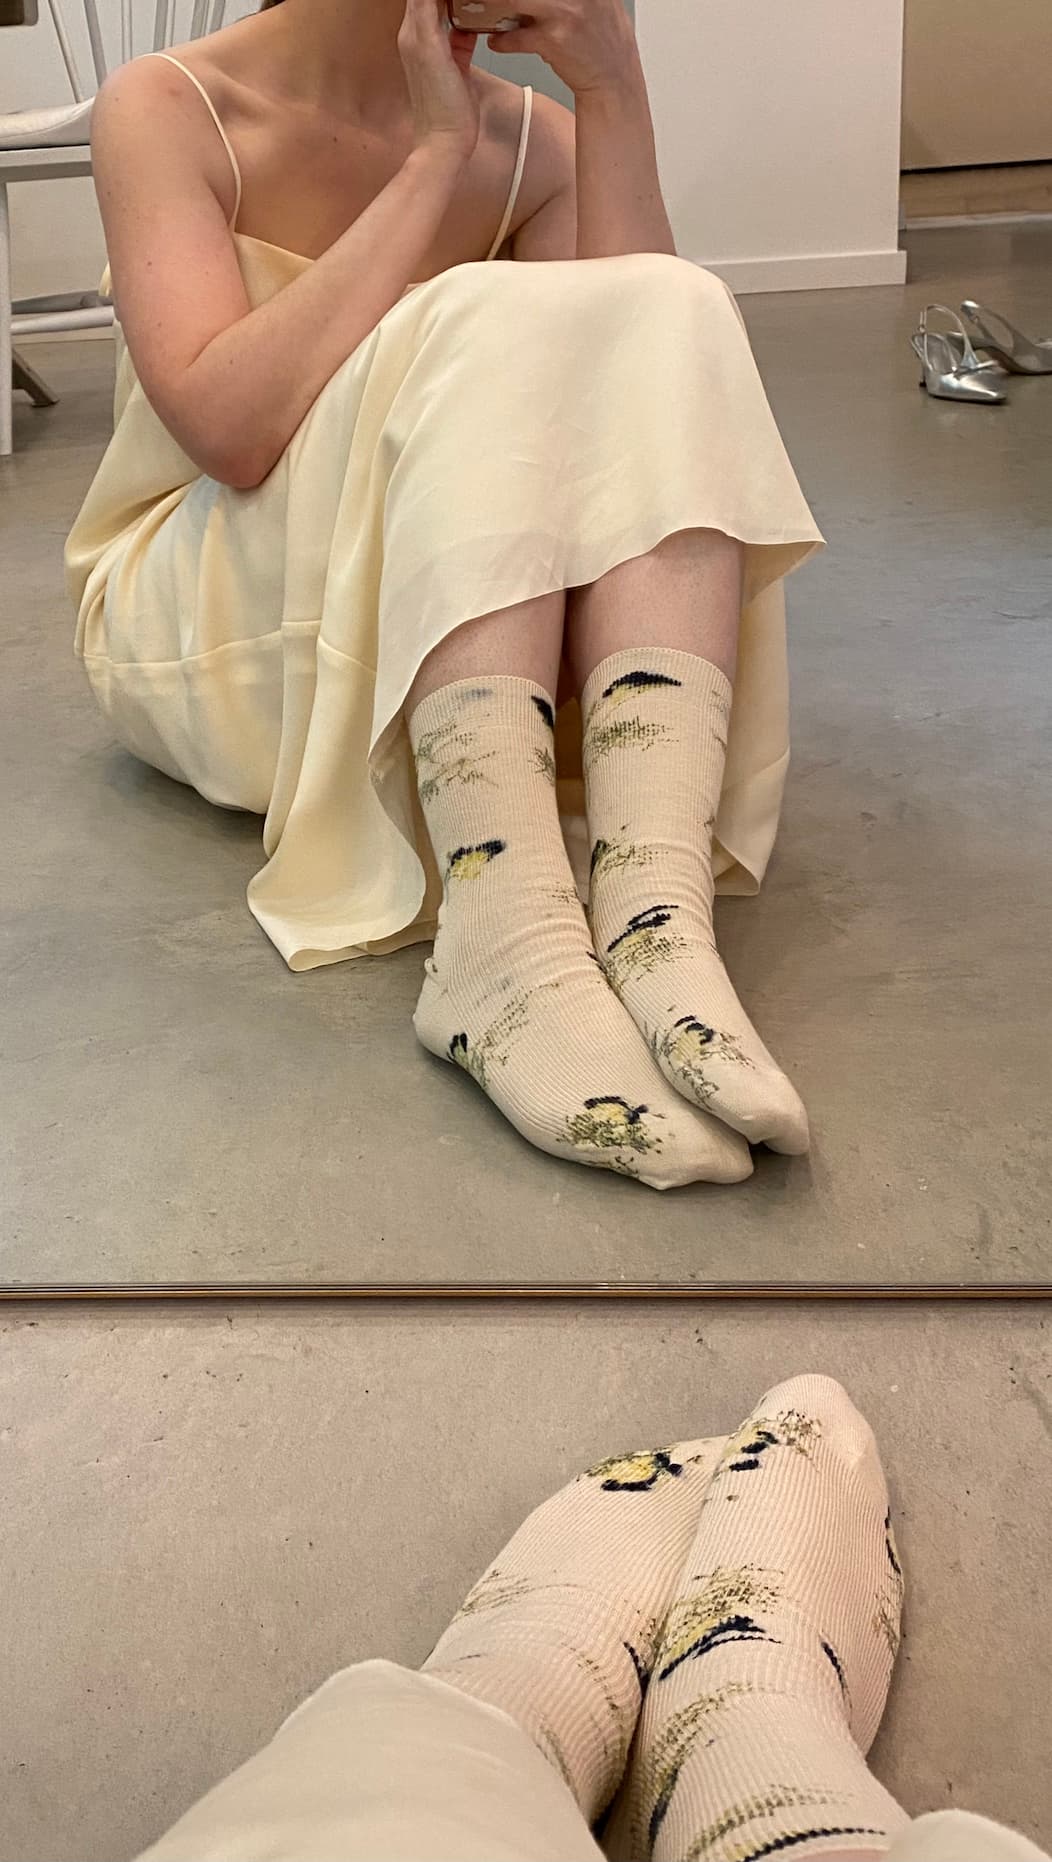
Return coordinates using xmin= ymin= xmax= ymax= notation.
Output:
xmin=407 ymin=590 xmax=567 ymax=715
xmin=565 ymin=527 xmax=744 ymax=690
xmin=407 ymin=524 xmax=740 ymax=721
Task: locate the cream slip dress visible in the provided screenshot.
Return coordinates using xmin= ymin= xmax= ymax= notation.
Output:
xmin=66 ymin=54 xmax=824 ymax=973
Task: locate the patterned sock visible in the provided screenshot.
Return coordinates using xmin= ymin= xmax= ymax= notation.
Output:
xmin=409 ymin=678 xmax=752 ymax=1189
xmin=607 ymin=1375 xmax=908 ymax=1862
xmin=582 ymin=647 xmax=809 ymax=1155
xmin=423 ymin=1435 xmax=729 ymax=1825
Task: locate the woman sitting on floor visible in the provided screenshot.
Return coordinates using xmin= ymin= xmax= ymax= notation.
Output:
xmin=66 ymin=0 xmax=823 ymax=1189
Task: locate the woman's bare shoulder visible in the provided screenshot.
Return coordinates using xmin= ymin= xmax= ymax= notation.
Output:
xmin=91 ymin=50 xmax=239 ymax=219
xmin=479 ymin=71 xmax=574 ymax=216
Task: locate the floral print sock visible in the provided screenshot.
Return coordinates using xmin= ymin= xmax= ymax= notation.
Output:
xmin=423 ymin=1435 xmax=729 ymax=1825
xmin=607 ymin=1375 xmax=908 ymax=1862
xmin=409 ymin=678 xmax=751 ymax=1189
xmin=582 ymin=647 xmax=809 ymax=1155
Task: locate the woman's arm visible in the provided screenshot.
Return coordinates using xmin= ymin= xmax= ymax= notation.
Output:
xmin=573 ymin=66 xmax=675 ymax=260
xmin=496 ymin=1 xmax=675 ymax=263
xmin=93 ymin=62 xmax=466 ymax=489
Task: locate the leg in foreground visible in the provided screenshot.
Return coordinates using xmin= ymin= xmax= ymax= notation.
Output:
xmin=407 ymin=594 xmax=752 ymax=1188
xmin=609 ymin=1375 xmax=908 ymax=1862
xmin=568 ymin=529 xmax=809 ymax=1155
xmin=424 ymin=1435 xmax=729 ymax=1827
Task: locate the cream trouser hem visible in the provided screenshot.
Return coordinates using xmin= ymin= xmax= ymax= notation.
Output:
xmin=135 ymin=1660 xmax=1049 ymax=1862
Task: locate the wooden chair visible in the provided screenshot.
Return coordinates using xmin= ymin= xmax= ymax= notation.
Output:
xmin=0 ymin=0 xmax=227 ymax=453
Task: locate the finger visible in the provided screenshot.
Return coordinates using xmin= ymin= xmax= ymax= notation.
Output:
xmin=486 ymin=25 xmax=546 ymax=55
xmin=449 ymin=30 xmax=478 ymax=73
xmin=407 ymin=0 xmax=446 ymax=39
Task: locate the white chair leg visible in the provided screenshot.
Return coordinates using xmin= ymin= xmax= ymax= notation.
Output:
xmin=13 ymin=351 xmax=59 ymax=409
xmin=0 ymin=182 xmax=13 ymax=457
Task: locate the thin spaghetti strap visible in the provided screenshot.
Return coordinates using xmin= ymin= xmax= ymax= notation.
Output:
xmin=147 ymin=52 xmax=243 ymax=228
xmin=485 ymin=84 xmax=533 ymax=261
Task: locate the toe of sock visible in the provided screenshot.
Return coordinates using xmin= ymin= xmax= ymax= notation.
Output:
xmin=755 ymin=1081 xmax=811 ymax=1157
xmin=657 ymin=1048 xmax=810 ymax=1156
xmin=714 ymin=1070 xmax=810 ymax=1156
xmin=637 ymin=1106 xmax=753 ymax=1190
xmin=752 ymin=1375 xmax=886 ymax=1484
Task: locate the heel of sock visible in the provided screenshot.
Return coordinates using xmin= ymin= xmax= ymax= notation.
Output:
xmin=413 ymin=961 xmax=456 ymax=1065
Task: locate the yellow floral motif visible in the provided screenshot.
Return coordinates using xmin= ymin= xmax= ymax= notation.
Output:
xmin=563 ymin=1096 xmax=664 ymax=1174
xmin=586 ymin=1448 xmax=683 ymax=1493
xmin=535 ymin=1720 xmax=576 ymax=1797
xmin=603 ymin=906 xmax=688 ymax=987
xmin=453 ymin=1567 xmax=533 ymax=1621
xmin=874 ymin=1590 xmax=901 ymax=1659
xmin=658 ymin=1566 xmax=782 ymax=1680
xmin=414 ymin=717 xmax=497 ymax=803
xmin=713 ymin=1408 xmax=821 ymax=1480
xmin=589 ymin=834 xmax=657 ymax=884
xmin=632 ymin=1684 xmax=759 ymax=1855
xmin=600 ymin=668 xmax=684 ymax=707
xmin=885 ymin=1509 xmax=904 ymax=1582
xmin=533 ymin=743 xmax=557 ymax=785
xmin=582 ymin=667 xmax=683 ymax=768
xmin=653 ymin=1017 xmax=755 ymax=1108
xmin=446 ymin=839 xmax=506 ymax=883
xmin=584 ymin=714 xmax=671 ymax=769
xmin=447 ymin=989 xmax=533 ymax=1090
xmin=681 ymin=1786 xmax=880 ymax=1862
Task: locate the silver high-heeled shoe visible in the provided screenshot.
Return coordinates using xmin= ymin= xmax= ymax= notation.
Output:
xmin=911 ymin=305 xmax=1008 ymax=405
xmin=961 ymin=300 xmax=1052 ymax=375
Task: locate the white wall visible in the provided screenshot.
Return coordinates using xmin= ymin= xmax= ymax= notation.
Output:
xmin=1 ymin=0 xmax=254 ymax=298
xmin=636 ymin=0 xmax=907 ymax=290
xmin=2 ymin=0 xmax=905 ymax=302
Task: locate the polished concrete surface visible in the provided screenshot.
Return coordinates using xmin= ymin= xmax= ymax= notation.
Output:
xmin=3 ymin=1302 xmax=1050 ymax=1859
xmin=3 ymin=224 xmax=1050 ymax=1284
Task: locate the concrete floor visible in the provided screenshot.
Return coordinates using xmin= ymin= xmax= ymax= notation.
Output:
xmin=2 ymin=1301 xmax=1050 ymax=1859
xmin=2 ymin=224 xmax=1050 ymax=1286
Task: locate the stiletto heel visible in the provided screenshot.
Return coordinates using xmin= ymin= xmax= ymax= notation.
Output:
xmin=911 ymin=304 xmax=1008 ymax=405
xmin=960 ymin=301 xmax=1052 ymax=375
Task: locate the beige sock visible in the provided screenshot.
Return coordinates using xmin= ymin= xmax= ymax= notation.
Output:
xmin=409 ymin=678 xmax=752 ymax=1189
xmin=582 ymin=648 xmax=809 ymax=1155
xmin=607 ymin=1375 xmax=908 ymax=1862
xmin=423 ymin=1435 xmax=729 ymax=1825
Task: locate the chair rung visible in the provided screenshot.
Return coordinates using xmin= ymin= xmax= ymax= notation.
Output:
xmin=13 ymin=306 xmax=114 ymax=335
xmin=13 ymin=290 xmax=110 ymax=315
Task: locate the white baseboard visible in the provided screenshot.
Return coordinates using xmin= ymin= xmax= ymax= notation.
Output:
xmin=904 ymin=210 xmax=1052 ymax=231
xmin=696 ymin=248 xmax=908 ymax=293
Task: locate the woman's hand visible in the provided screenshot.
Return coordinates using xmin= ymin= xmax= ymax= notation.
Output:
xmin=398 ymin=0 xmax=485 ymax=163
xmin=485 ymin=0 xmax=640 ymax=97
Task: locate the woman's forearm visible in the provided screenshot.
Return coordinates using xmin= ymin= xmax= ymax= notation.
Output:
xmin=574 ymin=61 xmax=676 ymax=261
xmin=171 ymin=145 xmax=465 ymax=488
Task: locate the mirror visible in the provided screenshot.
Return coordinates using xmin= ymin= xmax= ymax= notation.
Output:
xmin=3 ymin=6 xmax=1046 ymax=1294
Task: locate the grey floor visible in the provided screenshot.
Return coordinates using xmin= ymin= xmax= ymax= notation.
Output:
xmin=4 ymin=227 xmax=1051 ymax=1286
xmin=2 ymin=227 xmax=1051 ymax=1862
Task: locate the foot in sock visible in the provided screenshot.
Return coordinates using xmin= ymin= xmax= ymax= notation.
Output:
xmin=582 ymin=647 xmax=809 ymax=1155
xmin=606 ymin=1374 xmax=908 ymax=1862
xmin=423 ymin=1434 xmax=729 ymax=1824
xmin=409 ymin=678 xmax=752 ymax=1189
